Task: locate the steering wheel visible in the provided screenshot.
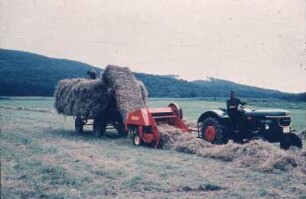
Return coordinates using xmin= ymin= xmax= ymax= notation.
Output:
xmin=239 ymin=103 xmax=247 ymax=111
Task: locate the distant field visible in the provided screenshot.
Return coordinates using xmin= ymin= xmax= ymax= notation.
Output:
xmin=1 ymin=97 xmax=305 ymax=131
xmin=1 ymin=97 xmax=305 ymax=198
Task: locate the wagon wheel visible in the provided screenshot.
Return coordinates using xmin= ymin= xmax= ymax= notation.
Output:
xmin=93 ymin=119 xmax=106 ymax=138
xmin=75 ymin=116 xmax=84 ymax=135
xmin=114 ymin=121 xmax=128 ymax=137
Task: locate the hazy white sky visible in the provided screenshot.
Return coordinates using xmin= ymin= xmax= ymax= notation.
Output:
xmin=0 ymin=0 xmax=305 ymax=93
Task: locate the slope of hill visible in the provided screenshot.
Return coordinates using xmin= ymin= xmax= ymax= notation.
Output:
xmin=0 ymin=49 xmax=102 ymax=96
xmin=0 ymin=49 xmax=304 ymax=100
xmin=193 ymin=78 xmax=291 ymax=98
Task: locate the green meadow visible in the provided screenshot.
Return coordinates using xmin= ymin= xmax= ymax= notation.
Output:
xmin=1 ymin=97 xmax=305 ymax=199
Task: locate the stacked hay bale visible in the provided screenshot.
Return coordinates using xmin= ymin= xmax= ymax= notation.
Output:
xmin=54 ymin=78 xmax=109 ymax=118
xmin=54 ymin=65 xmax=148 ymax=121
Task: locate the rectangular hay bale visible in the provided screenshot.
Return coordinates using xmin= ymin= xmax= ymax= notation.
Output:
xmin=54 ymin=78 xmax=109 ymax=118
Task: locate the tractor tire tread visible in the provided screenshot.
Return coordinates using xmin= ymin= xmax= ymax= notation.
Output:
xmin=201 ymin=117 xmax=228 ymax=144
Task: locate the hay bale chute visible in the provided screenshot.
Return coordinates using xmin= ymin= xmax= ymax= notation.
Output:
xmin=102 ymin=65 xmax=147 ymax=120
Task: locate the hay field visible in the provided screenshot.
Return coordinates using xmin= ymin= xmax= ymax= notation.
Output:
xmin=1 ymin=97 xmax=305 ymax=199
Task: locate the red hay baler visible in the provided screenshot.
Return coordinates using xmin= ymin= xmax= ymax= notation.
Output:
xmin=125 ymin=103 xmax=190 ymax=148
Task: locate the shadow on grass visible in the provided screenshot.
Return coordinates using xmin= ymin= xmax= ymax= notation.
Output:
xmin=44 ymin=128 xmax=130 ymax=143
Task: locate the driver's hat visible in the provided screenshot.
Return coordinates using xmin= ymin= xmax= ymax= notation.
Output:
xmin=230 ymin=90 xmax=236 ymax=94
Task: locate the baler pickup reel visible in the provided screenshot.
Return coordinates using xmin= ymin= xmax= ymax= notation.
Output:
xmin=125 ymin=103 xmax=190 ymax=148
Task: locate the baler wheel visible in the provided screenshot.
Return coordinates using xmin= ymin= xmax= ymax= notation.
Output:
xmin=133 ymin=134 xmax=143 ymax=146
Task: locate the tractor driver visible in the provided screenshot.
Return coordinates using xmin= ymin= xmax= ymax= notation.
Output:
xmin=226 ymin=90 xmax=246 ymax=131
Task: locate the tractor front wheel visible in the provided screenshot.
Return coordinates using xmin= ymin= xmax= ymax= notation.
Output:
xmin=201 ymin=117 xmax=228 ymax=144
xmin=280 ymin=133 xmax=302 ymax=150
xmin=93 ymin=120 xmax=106 ymax=138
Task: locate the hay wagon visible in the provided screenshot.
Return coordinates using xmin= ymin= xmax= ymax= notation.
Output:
xmin=74 ymin=92 xmax=128 ymax=137
xmin=74 ymin=106 xmax=128 ymax=137
xmin=54 ymin=65 xmax=148 ymax=138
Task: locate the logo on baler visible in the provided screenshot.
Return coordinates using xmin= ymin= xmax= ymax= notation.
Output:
xmin=131 ymin=116 xmax=140 ymax=121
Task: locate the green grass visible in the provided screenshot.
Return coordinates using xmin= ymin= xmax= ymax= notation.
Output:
xmin=0 ymin=96 xmax=54 ymax=109
xmin=1 ymin=97 xmax=305 ymax=198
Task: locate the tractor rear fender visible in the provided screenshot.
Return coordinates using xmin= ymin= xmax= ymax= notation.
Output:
xmin=197 ymin=109 xmax=229 ymax=124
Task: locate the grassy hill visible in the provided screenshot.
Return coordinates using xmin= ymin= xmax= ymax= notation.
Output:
xmin=0 ymin=49 xmax=305 ymax=100
xmin=0 ymin=49 xmax=101 ymax=96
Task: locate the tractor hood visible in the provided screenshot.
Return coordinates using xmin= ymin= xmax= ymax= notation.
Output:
xmin=244 ymin=109 xmax=290 ymax=117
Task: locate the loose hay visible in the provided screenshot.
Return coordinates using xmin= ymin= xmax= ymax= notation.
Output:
xmin=102 ymin=65 xmax=147 ymax=120
xmin=157 ymin=124 xmax=306 ymax=173
xmin=54 ymin=78 xmax=109 ymax=118
xmin=157 ymin=124 xmax=212 ymax=151
xmin=174 ymin=133 xmax=213 ymax=154
xmin=158 ymin=124 xmax=183 ymax=149
xmin=174 ymin=137 xmax=306 ymax=172
xmin=182 ymin=119 xmax=197 ymax=129
xmin=299 ymin=129 xmax=306 ymax=140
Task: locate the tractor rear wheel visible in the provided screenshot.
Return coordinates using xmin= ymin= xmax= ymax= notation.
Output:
xmin=280 ymin=133 xmax=302 ymax=150
xmin=201 ymin=117 xmax=228 ymax=144
xmin=75 ymin=117 xmax=84 ymax=135
xmin=93 ymin=120 xmax=106 ymax=138
xmin=132 ymin=133 xmax=143 ymax=146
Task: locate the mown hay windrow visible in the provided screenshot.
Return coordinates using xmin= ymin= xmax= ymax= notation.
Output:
xmin=177 ymin=138 xmax=305 ymax=172
xmin=174 ymin=133 xmax=213 ymax=154
xmin=54 ymin=78 xmax=109 ymax=118
xmin=158 ymin=124 xmax=183 ymax=149
xmin=158 ymin=124 xmax=305 ymax=172
xmin=299 ymin=129 xmax=306 ymax=140
xmin=182 ymin=119 xmax=197 ymax=129
xmin=157 ymin=124 xmax=212 ymax=150
xmin=102 ymin=65 xmax=147 ymax=120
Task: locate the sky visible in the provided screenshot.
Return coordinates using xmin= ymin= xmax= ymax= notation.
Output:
xmin=0 ymin=0 xmax=305 ymax=93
